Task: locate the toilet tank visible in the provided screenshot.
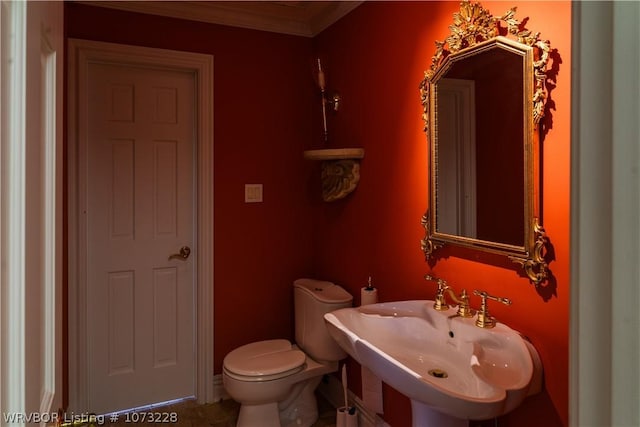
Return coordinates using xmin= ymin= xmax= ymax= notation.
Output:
xmin=294 ymin=279 xmax=353 ymax=362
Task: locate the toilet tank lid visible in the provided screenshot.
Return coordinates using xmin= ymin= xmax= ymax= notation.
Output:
xmin=294 ymin=278 xmax=353 ymax=304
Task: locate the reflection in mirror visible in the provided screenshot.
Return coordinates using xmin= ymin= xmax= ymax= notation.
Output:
xmin=435 ymin=47 xmax=524 ymax=247
xmin=419 ymin=1 xmax=552 ymax=284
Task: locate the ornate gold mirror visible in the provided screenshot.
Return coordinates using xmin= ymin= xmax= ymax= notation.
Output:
xmin=419 ymin=1 xmax=551 ymax=284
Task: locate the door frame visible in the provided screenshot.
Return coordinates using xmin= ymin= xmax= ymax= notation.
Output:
xmin=1 ymin=0 xmax=64 ymax=416
xmin=67 ymin=38 xmax=214 ymax=411
xmin=435 ymin=78 xmax=477 ymax=238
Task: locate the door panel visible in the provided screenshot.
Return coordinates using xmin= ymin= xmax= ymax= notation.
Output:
xmin=86 ymin=63 xmax=195 ymax=414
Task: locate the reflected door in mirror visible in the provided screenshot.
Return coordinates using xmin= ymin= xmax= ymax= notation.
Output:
xmin=436 ymin=78 xmax=477 ymax=238
xmin=434 ymin=47 xmax=525 ymax=247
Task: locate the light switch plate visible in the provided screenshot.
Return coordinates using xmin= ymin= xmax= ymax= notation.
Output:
xmin=244 ymin=184 xmax=263 ymax=203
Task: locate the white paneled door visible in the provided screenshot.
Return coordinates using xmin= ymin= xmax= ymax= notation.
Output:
xmin=86 ymin=62 xmax=195 ymax=414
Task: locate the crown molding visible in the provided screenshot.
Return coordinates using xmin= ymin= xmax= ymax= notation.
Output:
xmin=76 ymin=1 xmax=363 ymax=37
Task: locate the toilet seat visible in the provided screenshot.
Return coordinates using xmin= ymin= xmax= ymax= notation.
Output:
xmin=223 ymin=339 xmax=306 ymax=382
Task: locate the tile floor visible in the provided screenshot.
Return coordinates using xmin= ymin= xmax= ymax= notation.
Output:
xmin=100 ymin=394 xmax=337 ymax=427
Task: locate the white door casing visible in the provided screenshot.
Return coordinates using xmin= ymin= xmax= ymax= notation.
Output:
xmin=1 ymin=0 xmax=64 ymax=419
xmin=67 ymin=39 xmax=214 ymax=413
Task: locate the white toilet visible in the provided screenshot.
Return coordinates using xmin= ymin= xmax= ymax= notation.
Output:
xmin=222 ymin=278 xmax=353 ymax=427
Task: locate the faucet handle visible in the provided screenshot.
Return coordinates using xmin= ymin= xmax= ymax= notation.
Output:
xmin=424 ymin=274 xmax=450 ymax=311
xmin=424 ymin=274 xmax=446 ymax=287
xmin=473 ymin=290 xmax=512 ymax=328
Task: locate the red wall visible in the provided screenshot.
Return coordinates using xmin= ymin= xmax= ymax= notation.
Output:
xmin=64 ymin=3 xmax=318 ymax=373
xmin=65 ymin=2 xmax=571 ymax=425
xmin=313 ymin=1 xmax=571 ymax=426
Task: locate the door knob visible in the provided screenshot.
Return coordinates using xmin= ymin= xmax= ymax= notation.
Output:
xmin=168 ymin=246 xmax=191 ymax=261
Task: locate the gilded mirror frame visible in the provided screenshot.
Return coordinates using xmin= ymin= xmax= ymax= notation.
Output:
xmin=419 ymin=1 xmax=551 ymax=284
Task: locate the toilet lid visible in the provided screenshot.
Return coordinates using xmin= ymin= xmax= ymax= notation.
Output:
xmin=223 ymin=339 xmax=306 ymax=378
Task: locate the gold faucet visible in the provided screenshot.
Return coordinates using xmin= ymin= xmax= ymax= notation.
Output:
xmin=473 ymin=290 xmax=512 ymax=328
xmin=450 ymin=289 xmax=475 ymax=318
xmin=424 ymin=275 xmax=475 ymax=317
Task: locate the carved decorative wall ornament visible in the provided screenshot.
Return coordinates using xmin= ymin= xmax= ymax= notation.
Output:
xmin=420 ymin=211 xmax=444 ymax=258
xmin=419 ymin=1 xmax=551 ymax=135
xmin=321 ymin=160 xmax=360 ymax=202
xmin=304 ymin=148 xmax=364 ymax=202
xmin=509 ymin=220 xmax=549 ymax=284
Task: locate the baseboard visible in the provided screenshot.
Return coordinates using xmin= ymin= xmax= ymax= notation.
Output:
xmin=212 ymin=374 xmax=230 ymax=402
xmin=316 ymin=374 xmax=390 ymax=427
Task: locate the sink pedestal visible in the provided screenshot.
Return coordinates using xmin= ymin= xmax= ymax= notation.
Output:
xmin=411 ymin=401 xmax=468 ymax=427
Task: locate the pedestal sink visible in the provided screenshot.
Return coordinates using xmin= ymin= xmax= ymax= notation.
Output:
xmin=324 ymin=300 xmax=543 ymax=427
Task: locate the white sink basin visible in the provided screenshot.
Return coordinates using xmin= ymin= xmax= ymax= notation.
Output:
xmin=324 ymin=300 xmax=542 ymax=426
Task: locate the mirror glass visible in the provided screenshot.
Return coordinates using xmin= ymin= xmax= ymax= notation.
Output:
xmin=419 ymin=1 xmax=552 ymax=284
xmin=434 ymin=45 xmax=525 ymax=247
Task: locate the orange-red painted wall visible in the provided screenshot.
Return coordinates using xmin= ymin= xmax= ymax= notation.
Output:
xmin=65 ymin=1 xmax=571 ymax=425
xmin=312 ymin=1 xmax=571 ymax=426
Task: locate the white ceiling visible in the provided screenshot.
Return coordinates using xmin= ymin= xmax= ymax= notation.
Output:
xmin=77 ymin=1 xmax=363 ymax=37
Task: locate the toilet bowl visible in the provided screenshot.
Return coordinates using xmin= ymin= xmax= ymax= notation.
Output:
xmin=222 ymin=279 xmax=353 ymax=427
xmin=223 ymin=339 xmax=337 ymax=427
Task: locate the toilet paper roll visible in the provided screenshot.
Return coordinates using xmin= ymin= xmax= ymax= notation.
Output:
xmin=361 ymin=287 xmax=378 ymax=306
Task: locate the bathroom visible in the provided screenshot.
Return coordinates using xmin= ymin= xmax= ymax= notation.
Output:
xmin=56 ymin=1 xmax=632 ymax=426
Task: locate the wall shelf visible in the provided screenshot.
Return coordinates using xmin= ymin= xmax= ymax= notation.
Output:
xmin=304 ymin=148 xmax=365 ymax=202
xmin=303 ymin=148 xmax=365 ymax=161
